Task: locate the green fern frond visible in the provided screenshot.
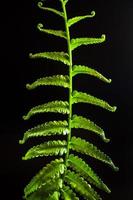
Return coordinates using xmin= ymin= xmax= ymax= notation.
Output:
xmin=70 ymin=137 xmax=119 ymax=171
xmin=19 ymin=120 xmax=69 ymax=144
xmin=61 ymin=185 xmax=79 ymax=200
xmin=23 ymin=101 xmax=69 ymax=120
xmin=25 ymin=179 xmax=62 ymax=200
xmin=72 ymin=65 xmax=112 ymax=83
xmin=68 ymin=11 xmax=96 ymax=27
xmin=26 ymin=75 xmax=70 ymax=90
xmin=21 ymin=0 xmax=118 ymax=199
xmin=22 ymin=140 xmax=67 ymax=160
xmin=29 ymin=52 xmax=70 ymax=66
xmin=38 ymin=2 xmax=64 ymax=18
xmin=24 ymin=158 xmax=64 ymax=197
xmin=67 ymin=154 xmax=111 ymax=193
xmin=71 ymin=35 xmax=106 ymax=51
xmin=71 ymin=115 xmax=109 ymax=142
xmin=72 ymin=90 xmax=117 ymax=112
xmin=65 ymin=170 xmax=101 ymax=200
xmin=37 ymin=23 xmax=67 ymax=39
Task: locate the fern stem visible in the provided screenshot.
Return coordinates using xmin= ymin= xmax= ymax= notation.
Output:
xmin=61 ymin=0 xmax=73 ymax=165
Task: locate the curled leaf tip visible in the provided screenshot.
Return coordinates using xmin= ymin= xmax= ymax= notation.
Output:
xmin=104 ymin=137 xmax=110 ymax=143
xmin=102 ymin=132 xmax=110 ymax=143
xmin=108 ymin=79 xmax=112 ymax=83
xmin=101 ymin=34 xmax=106 ymax=40
xmin=91 ymin=10 xmax=96 ymax=16
xmin=37 ymin=23 xmax=43 ymax=30
xmin=106 ymin=187 xmax=111 ymax=194
xmin=38 ymin=2 xmax=43 ymax=8
xmin=111 ymin=163 xmax=119 ymax=172
xmin=23 ymin=115 xmax=29 ymax=120
xmin=26 ymin=84 xmax=32 ymax=90
xmin=113 ymin=106 xmax=117 ymax=112
xmin=114 ymin=166 xmax=119 ymax=172
xmin=109 ymin=105 xmax=117 ymax=112
xmin=19 ymin=140 xmax=24 ymax=145
xmin=22 ymin=156 xmax=26 ymax=160
xmin=29 ymin=53 xmax=33 ymax=58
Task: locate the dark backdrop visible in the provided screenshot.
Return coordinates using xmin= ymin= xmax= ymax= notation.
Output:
xmin=1 ymin=0 xmax=133 ymax=199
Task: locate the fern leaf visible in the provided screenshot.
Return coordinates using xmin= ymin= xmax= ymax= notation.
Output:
xmin=37 ymin=23 xmax=67 ymax=39
xmin=64 ymin=170 xmax=101 ymax=200
xmin=24 ymin=158 xmax=64 ymax=197
xmin=29 ymin=52 xmax=70 ymax=66
xmin=22 ymin=140 xmax=67 ymax=160
xmin=72 ymin=90 xmax=117 ymax=112
xmin=68 ymin=154 xmax=111 ymax=193
xmin=68 ymin=11 xmax=96 ymax=27
xmin=38 ymin=2 xmax=64 ymax=18
xmin=26 ymin=75 xmax=70 ymax=90
xmin=25 ymin=179 xmax=62 ymax=200
xmin=61 ymin=185 xmax=79 ymax=200
xmin=71 ymin=35 xmax=106 ymax=51
xmin=23 ymin=101 xmax=69 ymax=120
xmin=19 ymin=120 xmax=69 ymax=144
xmin=71 ymin=115 xmax=109 ymax=142
xmin=70 ymin=137 xmax=119 ymax=171
xmin=72 ymin=65 xmax=112 ymax=83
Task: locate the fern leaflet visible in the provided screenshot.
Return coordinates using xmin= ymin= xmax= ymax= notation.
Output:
xmin=70 ymin=137 xmax=119 ymax=171
xmin=29 ymin=52 xmax=70 ymax=66
xmin=26 ymin=75 xmax=70 ymax=90
xmin=19 ymin=120 xmax=69 ymax=144
xmin=22 ymin=140 xmax=67 ymax=160
xmin=72 ymin=90 xmax=117 ymax=112
xmin=72 ymin=65 xmax=112 ymax=83
xmin=64 ymin=170 xmax=101 ymax=200
xmin=71 ymin=35 xmax=106 ymax=51
xmin=38 ymin=2 xmax=64 ymax=18
xmin=68 ymin=11 xmax=96 ymax=27
xmin=71 ymin=115 xmax=109 ymax=142
xmin=23 ymin=101 xmax=69 ymax=120
xmin=24 ymin=158 xmax=64 ymax=197
xmin=37 ymin=23 xmax=67 ymax=39
xmin=67 ymin=154 xmax=111 ymax=193
xmin=26 ymin=179 xmax=62 ymax=200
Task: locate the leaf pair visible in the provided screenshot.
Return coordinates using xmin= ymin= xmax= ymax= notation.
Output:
xmin=23 ymin=152 xmax=115 ymax=200
xmin=26 ymin=65 xmax=111 ymax=91
xmin=22 ymin=135 xmax=118 ymax=172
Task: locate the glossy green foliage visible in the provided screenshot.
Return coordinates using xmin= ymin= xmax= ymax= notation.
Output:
xmin=67 ymin=154 xmax=111 ymax=193
xmin=19 ymin=120 xmax=69 ymax=144
xmin=23 ymin=100 xmax=70 ymax=120
xmin=37 ymin=23 xmax=67 ymax=39
xmin=24 ymin=158 xmax=65 ymax=197
xmin=71 ymin=115 xmax=109 ymax=142
xmin=26 ymin=75 xmax=70 ymax=89
xmin=29 ymin=52 xmax=70 ymax=66
xmin=72 ymin=65 xmax=112 ymax=83
xmin=67 ymin=11 xmax=96 ymax=27
xmin=20 ymin=0 xmax=118 ymax=199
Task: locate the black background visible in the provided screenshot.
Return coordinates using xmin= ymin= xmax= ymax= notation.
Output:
xmin=1 ymin=0 xmax=133 ymax=199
